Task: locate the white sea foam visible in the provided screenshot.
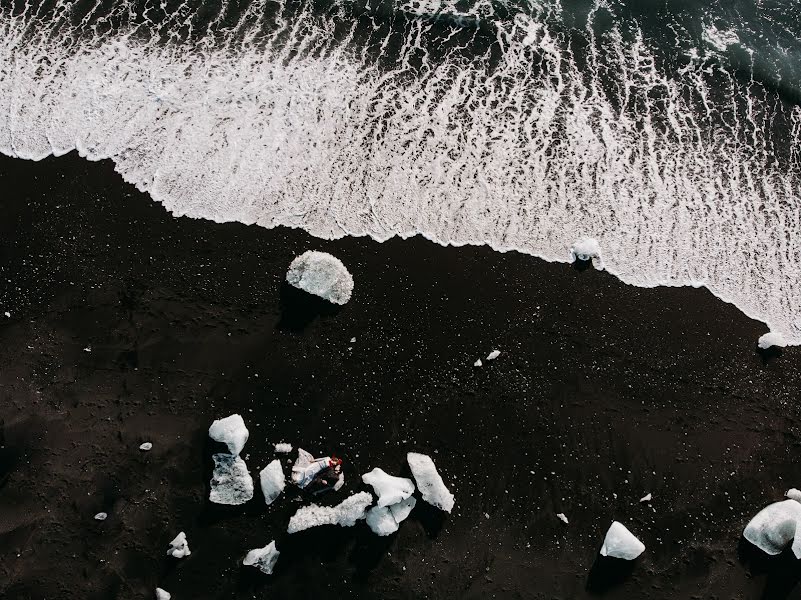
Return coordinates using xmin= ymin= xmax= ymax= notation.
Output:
xmin=1 ymin=1 xmax=799 ymax=344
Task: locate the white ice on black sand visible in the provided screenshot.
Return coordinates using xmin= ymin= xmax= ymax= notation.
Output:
xmin=287 ymin=492 xmax=373 ymax=533
xmin=208 ymin=414 xmax=249 ymax=456
xmin=243 ymin=540 xmax=280 ymax=575
xmin=274 ymin=442 xmax=293 ymax=454
xmin=570 ymin=237 xmax=602 ymax=266
xmin=600 ymin=521 xmax=645 ymax=560
xmin=209 ymin=453 xmax=254 ymax=505
xmin=286 ymin=251 xmax=354 ymax=305
xmin=743 ymin=499 xmax=801 ymax=557
xmin=154 ymin=588 xmax=171 ymax=600
xmin=407 ymin=452 xmax=454 ymax=513
xmin=167 ymin=532 xmax=191 ymax=558
xmin=362 ymin=468 xmax=414 ymax=507
xmin=758 ymin=331 xmax=786 ymax=350
xmin=259 ymin=459 xmax=285 ymax=506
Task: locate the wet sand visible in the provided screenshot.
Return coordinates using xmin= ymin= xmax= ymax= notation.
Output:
xmin=0 ymin=153 xmax=799 ymax=599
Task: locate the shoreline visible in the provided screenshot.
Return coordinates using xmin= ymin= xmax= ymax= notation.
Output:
xmin=0 ymin=152 xmax=800 ymax=599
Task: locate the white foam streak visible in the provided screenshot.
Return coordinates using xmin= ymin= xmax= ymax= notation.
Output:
xmin=1 ymin=1 xmax=800 ymax=343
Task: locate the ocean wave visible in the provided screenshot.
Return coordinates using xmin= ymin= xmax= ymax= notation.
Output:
xmin=1 ymin=0 xmax=800 ymax=343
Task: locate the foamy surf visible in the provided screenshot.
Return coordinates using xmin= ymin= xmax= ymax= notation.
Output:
xmin=1 ymin=0 xmax=799 ymax=343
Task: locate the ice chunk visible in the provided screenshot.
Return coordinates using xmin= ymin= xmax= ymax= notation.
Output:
xmin=362 ymin=468 xmax=415 ymax=507
xmin=274 ymin=442 xmax=293 ymax=454
xmin=208 ymin=414 xmax=249 ymax=456
xmin=640 ymin=493 xmax=652 ymax=503
xmin=155 ymin=589 xmax=171 ymax=600
xmin=210 ymin=453 xmax=254 ymax=505
xmin=139 ymin=442 xmax=153 ymax=451
xmin=365 ymin=497 xmax=416 ymax=536
xmin=473 ymin=359 xmax=482 ymax=367
xmin=486 ymin=350 xmax=500 ymax=361
xmin=570 ymin=237 xmax=602 ymax=265
xmin=94 ymin=512 xmax=108 ymax=521
xmin=167 ymin=532 xmax=191 ymax=558
xmin=287 ymin=492 xmax=373 ymax=533
xmin=243 ymin=540 xmax=280 ymax=575
xmin=286 ymin=251 xmax=354 ymax=305
xmin=557 ymin=512 xmax=568 ymax=524
xmin=743 ymin=499 xmax=801 ymax=557
xmin=758 ymin=331 xmax=786 ymax=349
xmin=350 ymin=337 xmax=356 ymax=343
xmin=786 ymin=489 xmax=801 ymax=503
xmin=407 ymin=452 xmax=454 ymax=513
xmin=260 ymin=459 xmax=285 ymax=506
xmin=600 ymin=521 xmax=645 ymax=560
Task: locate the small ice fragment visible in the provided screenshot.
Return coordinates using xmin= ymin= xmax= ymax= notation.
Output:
xmin=83 ymin=346 xmax=92 ymax=352
xmin=94 ymin=512 xmax=108 ymax=521
xmin=210 ymin=453 xmax=254 ymax=505
xmin=139 ymin=442 xmax=153 ymax=451
xmin=486 ymin=350 xmax=500 ymax=361
xmin=362 ymin=468 xmax=415 ymax=507
xmin=474 ymin=359 xmax=482 ymax=367
xmin=286 ymin=251 xmax=354 ymax=305
xmin=407 ymin=452 xmax=454 ymax=513
xmin=3 ymin=311 xmax=9 ymax=318
xmin=243 ymin=540 xmax=280 ymax=575
xmin=350 ymin=337 xmax=356 ymax=343
xmin=155 ymin=589 xmax=171 ymax=600
xmin=640 ymin=493 xmax=652 ymax=503
xmin=274 ymin=442 xmax=293 ymax=454
xmin=758 ymin=331 xmax=786 ymax=350
xmin=600 ymin=521 xmax=645 ymax=560
xmin=208 ymin=414 xmax=249 ymax=456
xmin=786 ymin=488 xmax=801 ymax=503
xmin=260 ymin=459 xmax=285 ymax=506
xmin=744 ymin=499 xmax=801 ymax=557
xmin=557 ymin=512 xmax=569 ymax=524
xmin=287 ymin=492 xmax=373 ymax=533
xmin=167 ymin=532 xmax=191 ymax=558
xmin=570 ymin=237 xmax=602 ymax=265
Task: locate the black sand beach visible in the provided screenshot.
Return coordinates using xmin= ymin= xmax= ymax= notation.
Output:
xmin=0 ymin=152 xmax=800 ymax=599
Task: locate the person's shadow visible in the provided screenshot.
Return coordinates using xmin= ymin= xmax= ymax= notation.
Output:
xmin=737 ymin=536 xmax=801 ymax=599
xmin=277 ymin=281 xmax=342 ymax=332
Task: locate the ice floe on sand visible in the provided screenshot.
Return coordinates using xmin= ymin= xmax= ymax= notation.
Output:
xmin=155 ymin=589 xmax=171 ymax=600
xmin=286 ymin=251 xmax=354 ymax=305
xmin=274 ymin=442 xmax=293 ymax=454
xmin=758 ymin=331 xmax=786 ymax=350
xmin=365 ymin=497 xmax=417 ymax=536
xmin=243 ymin=540 xmax=280 ymax=575
xmin=94 ymin=512 xmax=107 ymax=521
xmin=139 ymin=442 xmax=153 ymax=451
xmin=210 ymin=453 xmax=254 ymax=505
xmin=600 ymin=521 xmax=645 ymax=560
xmin=362 ymin=468 xmax=415 ymax=507
xmin=287 ymin=492 xmax=373 ymax=533
xmin=407 ymin=452 xmax=454 ymax=513
xmin=743 ymin=499 xmax=801 ymax=557
xmin=486 ymin=349 xmax=500 ymax=361
xmin=167 ymin=532 xmax=191 ymax=558
xmin=260 ymin=459 xmax=285 ymax=506
xmin=208 ymin=414 xmax=249 ymax=456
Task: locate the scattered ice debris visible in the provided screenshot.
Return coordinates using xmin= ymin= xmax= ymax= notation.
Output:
xmin=155 ymin=589 xmax=171 ymax=600
xmin=786 ymin=489 xmax=801 ymax=503
xmin=139 ymin=442 xmax=153 ymax=451
xmin=366 ymin=499 xmax=417 ymax=537
xmin=209 ymin=453 xmax=254 ymax=505
xmin=557 ymin=513 xmax=569 ymax=524
xmin=94 ymin=512 xmax=108 ymax=521
xmin=260 ymin=460 xmax=285 ymax=506
xmin=286 ymin=251 xmax=354 ymax=305
xmin=243 ymin=540 xmax=280 ymax=575
xmin=758 ymin=331 xmax=786 ymax=350
xmin=486 ymin=350 xmax=500 ymax=361
xmin=743 ymin=499 xmax=801 ymax=557
xmin=291 ymin=448 xmax=340 ymax=489
xmin=167 ymin=532 xmax=191 ymax=558
xmin=600 ymin=521 xmax=645 ymax=560
xmin=362 ymin=468 xmax=415 ymax=507
xmin=473 ymin=359 xmax=482 ymax=367
xmin=288 ymin=491 xmax=373 ymax=533
xmin=208 ymin=414 xmax=249 ymax=456
xmin=350 ymin=337 xmax=356 ymax=343
xmin=274 ymin=442 xmax=293 ymax=454
xmin=570 ymin=237 xmax=602 ymax=265
xmin=407 ymin=452 xmax=454 ymax=513
xmin=639 ymin=493 xmax=652 ymax=503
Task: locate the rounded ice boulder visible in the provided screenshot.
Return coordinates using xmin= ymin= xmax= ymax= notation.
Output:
xmin=600 ymin=521 xmax=645 ymax=560
xmin=743 ymin=499 xmax=801 ymax=557
xmin=362 ymin=468 xmax=415 ymax=507
xmin=758 ymin=331 xmax=786 ymax=350
xmin=208 ymin=414 xmax=249 ymax=456
xmin=243 ymin=540 xmax=280 ymax=575
xmin=286 ymin=251 xmax=354 ymax=305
